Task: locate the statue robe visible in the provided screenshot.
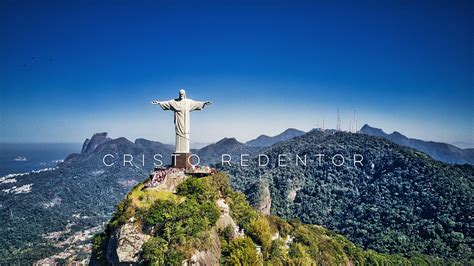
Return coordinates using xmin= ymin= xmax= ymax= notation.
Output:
xmin=158 ymin=98 xmax=207 ymax=153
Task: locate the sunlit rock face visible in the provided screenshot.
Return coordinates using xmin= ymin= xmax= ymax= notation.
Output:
xmin=106 ymin=217 xmax=151 ymax=264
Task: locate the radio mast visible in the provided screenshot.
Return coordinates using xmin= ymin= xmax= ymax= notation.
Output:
xmin=353 ymin=109 xmax=356 ymax=133
xmin=337 ymin=107 xmax=341 ymax=131
xmin=322 ymin=114 xmax=325 ymax=130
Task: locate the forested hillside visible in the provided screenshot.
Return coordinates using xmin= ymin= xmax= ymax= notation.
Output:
xmin=92 ymin=172 xmax=449 ymax=265
xmin=223 ymin=130 xmax=474 ymax=261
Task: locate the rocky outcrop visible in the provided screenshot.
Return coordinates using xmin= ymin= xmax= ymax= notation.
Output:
xmin=186 ymin=229 xmax=221 ymax=266
xmin=81 ymin=132 xmax=111 ymax=154
xmin=258 ymin=182 xmax=272 ymax=215
xmin=81 ymin=139 xmax=90 ymax=154
xmin=106 ymin=218 xmax=151 ymax=264
xmin=216 ymin=199 xmax=236 ymax=230
xmin=246 ymin=180 xmax=272 ymax=215
xmin=287 ymin=186 xmax=301 ymax=203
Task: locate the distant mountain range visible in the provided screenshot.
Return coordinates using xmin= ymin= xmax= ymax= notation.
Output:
xmin=180 ymin=124 xmax=474 ymax=167
xmin=195 ymin=137 xmax=260 ymax=165
xmin=196 ymin=128 xmax=307 ymax=165
xmin=360 ymin=124 xmax=474 ymax=165
xmin=1 ymin=126 xmax=473 ymax=263
xmin=245 ymin=128 xmax=306 ymax=147
xmin=197 ymin=125 xmax=473 ymax=166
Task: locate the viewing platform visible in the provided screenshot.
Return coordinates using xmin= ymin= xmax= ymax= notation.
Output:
xmin=144 ymin=165 xmax=216 ymax=190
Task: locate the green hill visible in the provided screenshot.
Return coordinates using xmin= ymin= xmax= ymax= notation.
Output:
xmin=91 ymin=172 xmax=452 ymax=265
xmin=222 ymin=130 xmax=474 ymax=261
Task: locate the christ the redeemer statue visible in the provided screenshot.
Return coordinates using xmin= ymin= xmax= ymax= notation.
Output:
xmin=152 ymin=89 xmax=211 ymax=161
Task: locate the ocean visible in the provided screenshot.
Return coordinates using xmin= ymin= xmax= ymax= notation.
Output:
xmin=0 ymin=143 xmax=82 ymax=177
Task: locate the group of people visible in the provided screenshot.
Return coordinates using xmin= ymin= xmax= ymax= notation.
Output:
xmin=190 ymin=165 xmax=213 ymax=173
xmin=145 ymin=167 xmax=181 ymax=187
xmin=144 ymin=165 xmax=216 ymax=188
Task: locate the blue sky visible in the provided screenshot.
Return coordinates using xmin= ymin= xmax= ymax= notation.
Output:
xmin=1 ymin=0 xmax=472 ymax=147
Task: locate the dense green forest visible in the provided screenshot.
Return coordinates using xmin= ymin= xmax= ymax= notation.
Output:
xmin=92 ymin=173 xmax=452 ymax=265
xmin=223 ymin=130 xmax=474 ymax=261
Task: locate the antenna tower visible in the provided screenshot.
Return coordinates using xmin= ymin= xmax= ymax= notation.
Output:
xmin=337 ymin=107 xmax=341 ymax=131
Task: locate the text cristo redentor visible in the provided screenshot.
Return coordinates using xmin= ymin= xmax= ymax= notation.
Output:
xmin=102 ymin=153 xmax=365 ymax=168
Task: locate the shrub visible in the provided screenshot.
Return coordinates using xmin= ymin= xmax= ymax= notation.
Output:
xmin=227 ymin=236 xmax=263 ymax=265
xmin=247 ymin=216 xmax=274 ymax=257
xmin=142 ymin=237 xmax=168 ymax=265
xmin=227 ymin=191 xmax=259 ymax=228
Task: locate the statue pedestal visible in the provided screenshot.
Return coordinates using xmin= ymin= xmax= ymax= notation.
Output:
xmin=172 ymin=153 xmax=191 ymax=169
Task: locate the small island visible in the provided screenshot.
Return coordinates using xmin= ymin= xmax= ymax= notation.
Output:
xmin=14 ymin=156 xmax=28 ymax=161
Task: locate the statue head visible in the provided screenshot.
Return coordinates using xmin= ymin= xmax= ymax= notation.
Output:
xmin=178 ymin=89 xmax=186 ymax=100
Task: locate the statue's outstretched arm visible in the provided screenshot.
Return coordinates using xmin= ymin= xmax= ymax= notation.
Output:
xmin=151 ymin=100 xmax=173 ymax=110
xmin=189 ymin=100 xmax=212 ymax=111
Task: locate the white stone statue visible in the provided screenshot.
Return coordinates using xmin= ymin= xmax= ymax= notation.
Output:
xmin=152 ymin=89 xmax=212 ymax=153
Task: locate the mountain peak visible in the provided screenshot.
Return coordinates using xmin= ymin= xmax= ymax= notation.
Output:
xmin=81 ymin=132 xmax=111 ymax=154
xmin=216 ymin=137 xmax=241 ymax=145
xmin=360 ymin=124 xmax=385 ymax=134
xmin=246 ymin=128 xmax=305 ymax=147
xmin=282 ymin=128 xmax=301 ymax=133
xmin=390 ymin=131 xmax=407 ymax=140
